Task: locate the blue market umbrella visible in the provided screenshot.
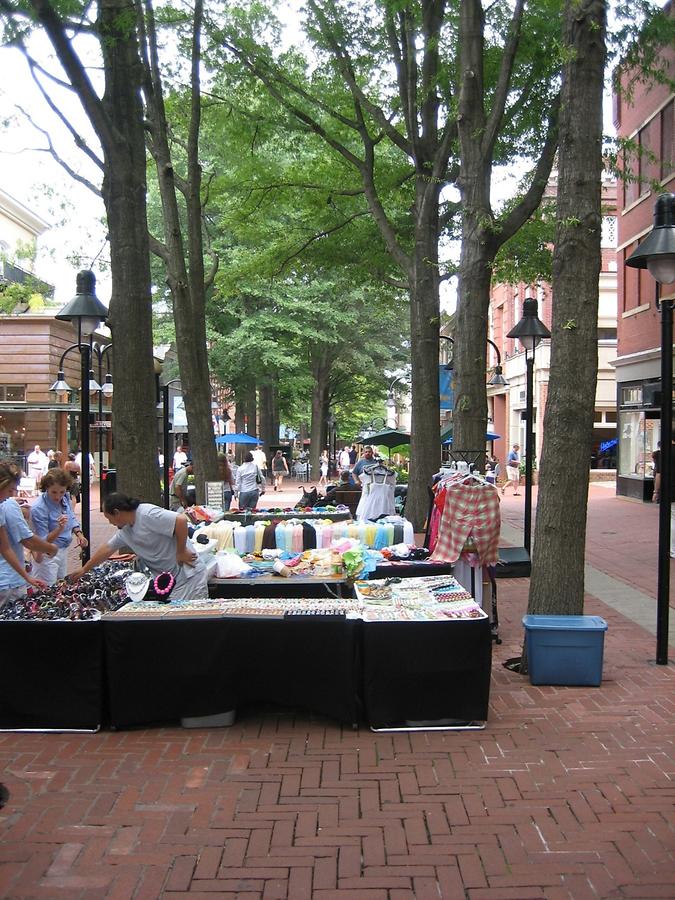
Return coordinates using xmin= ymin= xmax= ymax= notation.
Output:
xmin=215 ymin=433 xmax=260 ymax=444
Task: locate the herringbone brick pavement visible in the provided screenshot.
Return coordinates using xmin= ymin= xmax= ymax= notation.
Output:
xmin=1 ymin=573 xmax=673 ymax=899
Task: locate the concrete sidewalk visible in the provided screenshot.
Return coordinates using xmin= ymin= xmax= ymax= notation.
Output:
xmin=1 ymin=479 xmax=673 ymax=899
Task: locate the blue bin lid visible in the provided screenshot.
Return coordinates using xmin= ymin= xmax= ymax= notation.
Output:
xmin=522 ymin=615 xmax=607 ymax=631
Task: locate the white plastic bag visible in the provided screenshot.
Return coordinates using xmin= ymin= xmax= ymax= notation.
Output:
xmin=216 ymin=552 xmax=252 ymax=578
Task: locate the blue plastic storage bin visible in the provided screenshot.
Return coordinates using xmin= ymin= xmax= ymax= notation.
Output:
xmin=522 ymin=615 xmax=608 ymax=687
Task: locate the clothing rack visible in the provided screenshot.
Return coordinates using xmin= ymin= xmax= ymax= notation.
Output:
xmin=424 ymin=456 xmax=501 ymax=643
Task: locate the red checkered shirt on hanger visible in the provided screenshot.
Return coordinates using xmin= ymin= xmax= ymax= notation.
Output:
xmin=430 ymin=479 xmax=500 ymax=565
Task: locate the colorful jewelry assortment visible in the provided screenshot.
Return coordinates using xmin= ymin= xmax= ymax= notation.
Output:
xmin=0 ymin=562 xmax=131 ymax=621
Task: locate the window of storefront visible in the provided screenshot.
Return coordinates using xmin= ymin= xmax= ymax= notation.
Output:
xmin=0 ymin=385 xmax=26 ymax=402
xmin=619 ymin=410 xmax=659 ymax=477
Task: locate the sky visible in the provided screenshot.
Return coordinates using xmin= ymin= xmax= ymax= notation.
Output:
xmin=0 ymin=30 xmax=108 ymax=305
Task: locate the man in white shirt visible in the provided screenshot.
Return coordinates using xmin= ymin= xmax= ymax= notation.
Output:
xmin=173 ymin=445 xmax=188 ymax=470
xmin=252 ymin=446 xmax=267 ymax=481
xmin=75 ymin=450 xmax=97 ymax=482
xmin=26 ymin=445 xmax=48 ymax=481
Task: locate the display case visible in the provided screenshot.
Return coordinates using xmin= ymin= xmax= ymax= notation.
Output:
xmin=617 ymin=382 xmax=661 ymax=502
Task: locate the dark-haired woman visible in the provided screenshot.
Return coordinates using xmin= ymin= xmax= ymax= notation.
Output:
xmin=217 ymin=453 xmax=235 ymax=510
xmin=30 ymin=468 xmax=88 ymax=584
xmin=70 ymin=492 xmax=208 ymax=601
xmin=271 ymin=450 xmax=289 ymax=492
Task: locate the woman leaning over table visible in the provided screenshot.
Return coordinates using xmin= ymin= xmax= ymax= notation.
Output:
xmin=0 ymin=461 xmax=58 ymax=605
xmin=30 ymin=468 xmax=88 ymax=585
xmin=70 ymin=492 xmax=208 ymax=602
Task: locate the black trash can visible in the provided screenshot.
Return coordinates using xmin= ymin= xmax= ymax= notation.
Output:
xmin=100 ymin=468 xmax=117 ymax=500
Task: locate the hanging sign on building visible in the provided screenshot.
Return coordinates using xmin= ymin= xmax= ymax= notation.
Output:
xmin=439 ymin=365 xmax=455 ymax=411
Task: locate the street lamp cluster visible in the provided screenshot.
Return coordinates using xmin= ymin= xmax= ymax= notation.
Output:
xmin=359 ymin=417 xmax=387 ymax=440
xmin=50 ymin=270 xmax=111 ymax=563
xmin=439 ymin=335 xmax=508 ymax=387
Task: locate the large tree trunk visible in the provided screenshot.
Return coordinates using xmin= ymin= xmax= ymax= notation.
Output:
xmin=453 ymin=0 xmax=495 ymax=461
xmin=527 ymin=0 xmax=606 ymax=623
xmin=309 ymin=353 xmax=330 ymax=480
xmin=142 ymin=0 xmax=218 ymax=504
xmin=258 ymin=380 xmax=277 ymax=449
xmin=406 ymin=185 xmax=442 ymax=531
xmin=29 ymin=0 xmax=160 ymax=503
xmin=99 ymin=0 xmax=159 ymax=502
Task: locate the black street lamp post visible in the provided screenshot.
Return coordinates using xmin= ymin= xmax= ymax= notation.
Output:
xmin=626 ymin=192 xmax=675 ymax=666
xmin=51 ymin=271 xmax=109 ymax=563
xmin=507 ymin=299 xmax=551 ymax=556
xmin=161 ymin=379 xmax=182 ymax=509
xmin=92 ymin=344 xmax=113 ymax=507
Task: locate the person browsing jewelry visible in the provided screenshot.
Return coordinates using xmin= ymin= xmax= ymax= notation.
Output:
xmin=0 ymin=461 xmax=58 ymax=605
xmin=30 ymin=468 xmax=88 ymax=585
xmin=69 ymin=492 xmax=208 ymax=602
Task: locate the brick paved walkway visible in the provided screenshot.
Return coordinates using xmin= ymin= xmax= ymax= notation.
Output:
xmin=1 ymin=481 xmax=673 ymax=898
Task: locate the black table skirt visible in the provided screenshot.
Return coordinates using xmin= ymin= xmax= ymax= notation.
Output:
xmin=0 ymin=608 xmax=491 ymax=731
xmin=361 ymin=618 xmax=492 ymax=728
xmin=0 ymin=621 xmax=102 ymax=730
xmin=104 ymin=616 xmax=360 ymax=729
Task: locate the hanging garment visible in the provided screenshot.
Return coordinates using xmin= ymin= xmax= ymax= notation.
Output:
xmin=356 ymin=468 xmax=397 ymax=521
xmin=430 ymin=479 xmax=500 ymax=565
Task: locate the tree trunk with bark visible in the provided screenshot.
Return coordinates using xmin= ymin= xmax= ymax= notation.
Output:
xmin=25 ymin=0 xmax=162 ymax=503
xmin=406 ymin=179 xmax=442 ymax=529
xmin=258 ymin=380 xmax=277 ymax=449
xmin=97 ymin=0 xmax=159 ymax=502
xmin=141 ymin=0 xmax=218 ymax=504
xmin=309 ymin=352 xmax=331 ymax=480
xmin=527 ymin=0 xmax=606 ymax=627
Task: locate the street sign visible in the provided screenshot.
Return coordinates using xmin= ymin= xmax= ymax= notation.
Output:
xmin=92 ymin=421 xmax=112 ymax=429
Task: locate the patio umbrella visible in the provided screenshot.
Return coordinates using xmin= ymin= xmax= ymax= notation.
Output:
xmin=355 ymin=428 xmax=411 ymax=448
xmin=215 ymin=433 xmax=260 ymax=444
xmin=441 ymin=425 xmax=500 ymax=445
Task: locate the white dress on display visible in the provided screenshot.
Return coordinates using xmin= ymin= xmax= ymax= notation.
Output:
xmin=356 ymin=465 xmax=397 ymax=521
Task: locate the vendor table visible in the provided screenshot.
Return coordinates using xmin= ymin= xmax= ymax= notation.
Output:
xmin=103 ymin=614 xmax=360 ymax=728
xmin=0 ymin=621 xmax=102 ymax=731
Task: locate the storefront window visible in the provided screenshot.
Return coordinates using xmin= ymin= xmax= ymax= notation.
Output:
xmin=619 ymin=411 xmax=659 ymax=477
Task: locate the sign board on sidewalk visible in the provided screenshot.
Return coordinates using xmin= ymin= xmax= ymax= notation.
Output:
xmin=204 ymin=481 xmax=224 ymax=508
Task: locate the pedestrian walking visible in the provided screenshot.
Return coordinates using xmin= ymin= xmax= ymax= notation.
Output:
xmin=501 ymin=444 xmax=521 ymax=496
xmin=318 ymin=450 xmax=329 ymax=489
xmin=271 ymin=450 xmax=289 ymax=492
